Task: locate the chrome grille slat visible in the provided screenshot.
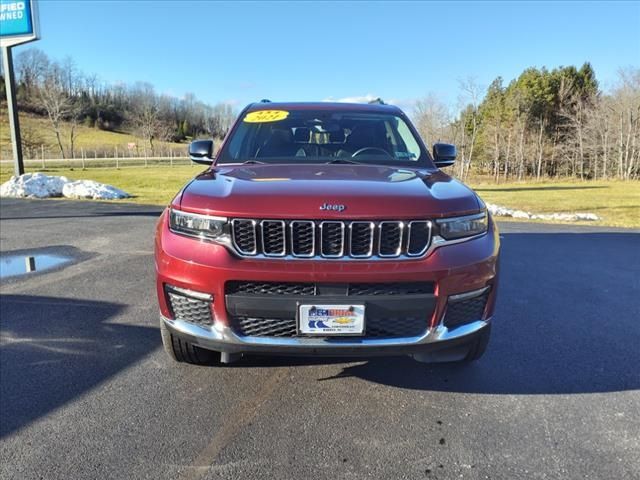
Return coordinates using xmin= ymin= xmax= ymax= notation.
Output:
xmin=349 ymin=221 xmax=375 ymax=258
xmin=407 ymin=221 xmax=432 ymax=257
xmin=320 ymin=221 xmax=345 ymax=258
xmin=231 ymin=219 xmax=258 ymax=255
xmin=260 ymin=220 xmax=286 ymax=256
xmin=378 ymin=221 xmax=404 ymax=257
xmin=290 ymin=221 xmax=315 ymax=257
xmin=230 ymin=219 xmax=432 ymax=260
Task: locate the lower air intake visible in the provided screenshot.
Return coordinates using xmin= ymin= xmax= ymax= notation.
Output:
xmin=166 ymin=287 xmax=213 ymax=326
xmin=443 ymin=290 xmax=489 ymax=328
xmin=231 ymin=315 xmax=427 ymax=338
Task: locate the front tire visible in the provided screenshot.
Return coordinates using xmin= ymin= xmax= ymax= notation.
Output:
xmin=160 ymin=319 xmax=220 ymax=365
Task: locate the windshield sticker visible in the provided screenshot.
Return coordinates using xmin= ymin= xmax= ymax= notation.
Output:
xmin=388 ymin=171 xmax=417 ymax=182
xmin=395 ymin=152 xmax=417 ymax=159
xmin=251 ymin=178 xmax=291 ymax=182
xmin=244 ymin=110 xmax=289 ymax=123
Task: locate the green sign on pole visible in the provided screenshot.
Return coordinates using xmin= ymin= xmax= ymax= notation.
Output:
xmin=1 ymin=0 xmax=40 ymax=176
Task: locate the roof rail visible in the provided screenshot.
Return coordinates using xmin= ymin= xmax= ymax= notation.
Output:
xmin=368 ymin=98 xmax=385 ymax=105
xmin=260 ymin=99 xmax=271 ymax=103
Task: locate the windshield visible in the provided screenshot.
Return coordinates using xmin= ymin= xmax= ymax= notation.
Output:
xmin=217 ymin=109 xmax=427 ymax=166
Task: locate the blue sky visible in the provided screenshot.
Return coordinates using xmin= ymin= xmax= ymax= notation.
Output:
xmin=13 ymin=0 xmax=640 ymax=112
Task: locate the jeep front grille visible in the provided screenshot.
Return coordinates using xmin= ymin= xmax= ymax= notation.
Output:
xmin=230 ymin=219 xmax=432 ymax=259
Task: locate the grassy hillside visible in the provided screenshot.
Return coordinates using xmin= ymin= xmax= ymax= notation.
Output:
xmin=0 ymin=164 xmax=638 ymax=228
xmin=0 ymin=109 xmax=187 ymax=159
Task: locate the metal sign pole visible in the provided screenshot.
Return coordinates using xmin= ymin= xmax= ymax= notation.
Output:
xmin=2 ymin=45 xmax=24 ymax=176
xmin=1 ymin=0 xmax=41 ymax=177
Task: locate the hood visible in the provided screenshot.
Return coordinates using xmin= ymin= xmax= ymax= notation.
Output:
xmin=178 ymin=164 xmax=480 ymax=219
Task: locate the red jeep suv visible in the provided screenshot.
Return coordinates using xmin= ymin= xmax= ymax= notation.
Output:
xmin=155 ymin=101 xmax=499 ymax=365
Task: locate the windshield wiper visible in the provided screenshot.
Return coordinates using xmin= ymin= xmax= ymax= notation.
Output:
xmin=325 ymin=158 xmax=364 ymax=165
xmin=240 ymin=160 xmax=266 ymax=165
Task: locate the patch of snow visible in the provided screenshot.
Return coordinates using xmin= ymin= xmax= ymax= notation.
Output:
xmin=0 ymin=174 xmax=130 ymax=200
xmin=62 ymin=180 xmax=130 ymax=200
xmin=0 ymin=173 xmax=69 ymax=198
xmin=511 ymin=210 xmax=531 ymax=219
xmin=486 ymin=203 xmax=599 ymax=222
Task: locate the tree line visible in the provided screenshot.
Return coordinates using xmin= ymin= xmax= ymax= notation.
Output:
xmin=0 ymin=48 xmax=237 ymax=159
xmin=414 ymin=63 xmax=639 ymax=181
xmin=1 ymin=50 xmax=638 ymax=180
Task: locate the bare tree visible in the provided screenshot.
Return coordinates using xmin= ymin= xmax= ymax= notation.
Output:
xmin=205 ymin=102 xmax=237 ymax=139
xmin=15 ymin=48 xmax=50 ymax=98
xmin=128 ymin=83 xmax=173 ymax=155
xmin=20 ymin=124 xmax=45 ymax=159
xmin=611 ymin=68 xmax=640 ymax=179
xmin=38 ymin=73 xmax=73 ymax=158
xmin=457 ymin=77 xmax=482 ymax=179
xmin=60 ymin=56 xmax=81 ymax=96
xmin=67 ymin=99 xmax=84 ymax=159
xmin=413 ymin=94 xmax=451 ymax=146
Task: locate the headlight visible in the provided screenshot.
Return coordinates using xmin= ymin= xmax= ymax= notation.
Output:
xmin=169 ymin=209 xmax=229 ymax=241
xmin=436 ymin=211 xmax=488 ymax=240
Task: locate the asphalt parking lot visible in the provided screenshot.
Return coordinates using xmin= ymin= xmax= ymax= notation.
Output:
xmin=0 ymin=198 xmax=638 ymax=480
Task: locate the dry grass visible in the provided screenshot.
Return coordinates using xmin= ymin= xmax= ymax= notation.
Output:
xmin=0 ymin=109 xmax=186 ymax=159
xmin=469 ymin=179 xmax=639 ymax=228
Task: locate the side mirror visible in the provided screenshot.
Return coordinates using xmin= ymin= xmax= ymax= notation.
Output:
xmin=432 ymin=143 xmax=456 ymax=168
xmin=189 ymin=140 xmax=214 ymax=165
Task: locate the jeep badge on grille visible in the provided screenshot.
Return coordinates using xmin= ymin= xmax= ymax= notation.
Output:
xmin=319 ymin=203 xmax=346 ymax=212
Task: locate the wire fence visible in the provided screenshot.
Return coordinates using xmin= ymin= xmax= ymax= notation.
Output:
xmin=0 ymin=154 xmax=194 ymax=170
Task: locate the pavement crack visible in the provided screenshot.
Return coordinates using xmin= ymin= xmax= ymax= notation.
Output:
xmin=178 ymin=368 xmax=286 ymax=480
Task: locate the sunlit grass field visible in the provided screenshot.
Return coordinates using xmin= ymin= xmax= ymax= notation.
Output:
xmin=0 ymin=164 xmax=638 ymax=228
xmin=472 ymin=180 xmax=639 ymax=228
xmin=0 ymin=109 xmax=186 ymax=158
xmin=0 ymin=164 xmax=204 ymax=206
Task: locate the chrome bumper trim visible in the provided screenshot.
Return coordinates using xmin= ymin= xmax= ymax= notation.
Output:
xmin=448 ymin=286 xmax=490 ymax=304
xmin=161 ymin=313 xmax=490 ymax=353
xmin=165 ymin=284 xmax=213 ymax=301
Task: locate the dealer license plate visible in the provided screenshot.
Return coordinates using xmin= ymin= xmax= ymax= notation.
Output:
xmin=298 ymin=304 xmax=365 ymax=336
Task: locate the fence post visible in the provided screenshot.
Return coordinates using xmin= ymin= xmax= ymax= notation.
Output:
xmin=115 ymin=146 xmax=119 ymax=169
xmin=41 ymin=144 xmax=45 ymax=169
xmin=170 ymin=150 xmax=173 ymax=167
xmin=81 ymin=148 xmax=85 ymax=169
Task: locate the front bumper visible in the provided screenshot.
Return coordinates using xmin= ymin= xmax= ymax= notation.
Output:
xmin=155 ymin=209 xmax=500 ymax=356
xmin=161 ymin=313 xmax=491 ymax=357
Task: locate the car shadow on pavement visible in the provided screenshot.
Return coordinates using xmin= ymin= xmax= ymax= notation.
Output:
xmin=262 ymin=232 xmax=640 ymax=395
xmin=1 ymin=211 xmax=163 ymax=220
xmin=0 ymin=295 xmax=160 ymax=438
xmin=0 ymin=198 xmax=163 ymax=221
